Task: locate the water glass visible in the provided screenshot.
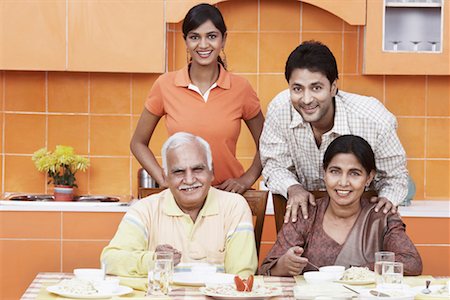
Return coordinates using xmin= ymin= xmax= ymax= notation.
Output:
xmin=374 ymin=251 xmax=395 ymax=286
xmin=381 ymin=262 xmax=403 ymax=289
xmin=148 ymin=251 xmax=173 ymax=296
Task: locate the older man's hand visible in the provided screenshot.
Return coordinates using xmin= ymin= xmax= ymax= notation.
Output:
xmin=155 ymin=244 xmax=182 ymax=266
xmin=370 ymin=196 xmax=397 ymax=214
xmin=273 ymin=246 xmax=308 ymax=276
xmin=286 ymin=184 xmax=316 ymax=222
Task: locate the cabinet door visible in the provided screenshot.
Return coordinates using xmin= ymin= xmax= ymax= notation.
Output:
xmin=364 ymin=0 xmax=450 ymax=75
xmin=68 ymin=1 xmax=164 ymax=73
xmin=0 ymin=1 xmax=66 ymax=70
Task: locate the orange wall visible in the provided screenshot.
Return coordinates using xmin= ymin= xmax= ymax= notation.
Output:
xmin=1 ymin=0 xmax=448 ymax=199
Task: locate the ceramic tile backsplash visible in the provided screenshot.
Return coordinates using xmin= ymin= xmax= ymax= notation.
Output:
xmin=1 ymin=1 xmax=449 ymax=199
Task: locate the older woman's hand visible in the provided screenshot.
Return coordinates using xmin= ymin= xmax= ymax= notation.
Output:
xmin=271 ymin=246 xmax=308 ymax=276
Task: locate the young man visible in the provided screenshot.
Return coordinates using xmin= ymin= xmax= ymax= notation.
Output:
xmin=102 ymin=132 xmax=257 ymax=277
xmin=260 ymin=41 xmax=408 ymax=222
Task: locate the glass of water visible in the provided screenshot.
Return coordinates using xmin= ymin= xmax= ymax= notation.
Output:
xmin=374 ymin=251 xmax=395 ymax=287
xmin=148 ymin=251 xmax=173 ymax=296
xmin=381 ymin=262 xmax=403 ymax=289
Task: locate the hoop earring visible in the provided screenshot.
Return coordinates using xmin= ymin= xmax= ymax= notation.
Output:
xmin=186 ymin=49 xmax=191 ymax=65
xmin=220 ymin=49 xmax=228 ymax=69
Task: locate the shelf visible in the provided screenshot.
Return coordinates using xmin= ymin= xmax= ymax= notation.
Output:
xmin=386 ymin=2 xmax=442 ymax=8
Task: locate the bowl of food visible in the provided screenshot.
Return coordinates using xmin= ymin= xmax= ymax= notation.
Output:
xmin=319 ymin=266 xmax=346 ymax=281
xmin=303 ymin=271 xmax=335 ymax=284
xmin=74 ymin=268 xmax=104 ymax=281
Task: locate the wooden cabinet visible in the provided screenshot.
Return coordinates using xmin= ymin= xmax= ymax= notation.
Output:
xmin=364 ymin=0 xmax=450 ymax=74
xmin=0 ymin=1 xmax=165 ymax=72
xmin=0 ymin=1 xmax=66 ymax=71
xmin=68 ymin=1 xmax=165 ymax=73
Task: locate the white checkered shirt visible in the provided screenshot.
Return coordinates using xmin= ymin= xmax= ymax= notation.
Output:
xmin=260 ymin=89 xmax=408 ymax=205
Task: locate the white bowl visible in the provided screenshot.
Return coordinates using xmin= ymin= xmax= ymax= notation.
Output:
xmin=319 ymin=265 xmax=346 ymax=280
xmin=303 ymin=271 xmax=335 ymax=284
xmin=74 ymin=268 xmax=104 ymax=281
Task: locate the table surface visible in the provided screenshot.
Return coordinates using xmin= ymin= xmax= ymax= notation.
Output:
xmin=21 ymin=272 xmax=449 ymax=300
xmin=21 ymin=272 xmax=297 ymax=299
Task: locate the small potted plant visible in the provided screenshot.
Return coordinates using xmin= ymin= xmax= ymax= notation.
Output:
xmin=32 ymin=145 xmax=89 ymax=201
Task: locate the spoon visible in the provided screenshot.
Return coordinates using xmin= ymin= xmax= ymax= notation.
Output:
xmin=422 ymin=280 xmax=432 ymax=294
xmin=307 ymin=261 xmax=320 ymax=270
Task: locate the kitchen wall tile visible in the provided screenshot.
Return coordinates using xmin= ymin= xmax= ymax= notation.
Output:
xmin=340 ymin=75 xmax=384 ymax=102
xmin=261 ymin=215 xmax=277 ymax=242
xmin=415 ymin=246 xmax=450 ymax=276
xmin=403 ymin=217 xmax=450 ymax=244
xmin=0 ymin=114 xmax=2 ymax=153
xmin=385 ymin=76 xmax=426 ymax=116
xmin=4 ymin=113 xmax=45 ymax=154
xmin=48 ymin=72 xmax=89 ymax=113
xmin=426 ymin=118 xmax=449 ymax=158
xmin=357 ymin=28 xmax=365 ymax=74
xmin=132 ymin=73 xmax=159 ymax=115
xmin=90 ymin=73 xmax=131 ymax=114
xmin=174 ymin=32 xmax=187 ymax=71
xmin=427 ymin=76 xmax=450 ymax=117
xmin=258 ymin=243 xmax=274 ymax=266
xmin=0 ymin=71 xmax=4 ymax=109
xmin=89 ymin=157 xmax=130 ymax=195
xmin=343 ymin=32 xmax=358 ymax=74
xmin=167 ymin=30 xmax=175 ymax=72
xmin=425 ymin=160 xmax=450 ymax=198
xmin=260 ymin=0 xmax=300 ymax=31
xmin=0 ymin=240 xmax=60 ymax=300
xmin=90 ymin=116 xmax=131 ymax=156
xmin=302 ymin=32 xmax=343 ymax=74
xmin=73 ymin=169 xmax=89 ymax=195
xmin=63 ymin=212 xmax=124 ymax=239
xmin=236 ymin=124 xmax=257 ymax=157
xmin=4 ymin=155 xmax=46 ymax=193
xmin=218 ymin=0 xmax=258 ymax=31
xmin=344 ymin=21 xmax=358 ymax=32
xmin=406 ymin=159 xmax=425 ymax=200
xmin=62 ymin=241 xmax=109 ymax=272
xmin=226 ymin=32 xmax=258 ymax=73
xmin=4 ymin=71 xmax=45 ymax=112
xmin=132 ymin=158 xmax=143 ymax=196
xmin=0 ymin=211 xmax=61 ymax=239
xmin=258 ymin=74 xmax=287 ymax=112
xmin=48 ymin=115 xmax=89 ymax=155
xmin=301 ymin=3 xmax=343 ymax=32
xmin=259 ymin=32 xmax=299 ymax=73
xmin=397 ymin=118 xmax=425 ymax=158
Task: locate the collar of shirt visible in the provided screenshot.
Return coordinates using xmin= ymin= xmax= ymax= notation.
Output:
xmin=187 ymin=82 xmax=217 ymax=102
xmin=162 ymin=187 xmax=219 ymax=218
xmin=174 ymin=63 xmax=231 ymax=90
xmin=288 ymin=92 xmax=351 ymax=136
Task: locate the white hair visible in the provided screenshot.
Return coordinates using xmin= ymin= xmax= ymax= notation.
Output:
xmin=161 ymin=132 xmax=213 ymax=175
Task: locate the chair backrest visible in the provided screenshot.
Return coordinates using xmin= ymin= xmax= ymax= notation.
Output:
xmin=138 ymin=188 xmax=268 ymax=258
xmin=272 ymin=190 xmax=378 ymax=233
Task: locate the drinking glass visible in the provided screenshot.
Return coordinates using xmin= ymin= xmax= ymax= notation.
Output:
xmin=381 ymin=262 xmax=404 ymax=289
xmin=374 ymin=251 xmax=395 ymax=286
xmin=148 ymin=251 xmax=173 ymax=296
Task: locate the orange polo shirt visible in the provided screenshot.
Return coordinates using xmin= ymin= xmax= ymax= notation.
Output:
xmin=145 ymin=64 xmax=261 ymax=185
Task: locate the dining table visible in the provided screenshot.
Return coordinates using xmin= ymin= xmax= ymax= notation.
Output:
xmin=21 ymin=272 xmax=449 ymax=300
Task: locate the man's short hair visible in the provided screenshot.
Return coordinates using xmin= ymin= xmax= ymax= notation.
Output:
xmin=285 ymin=40 xmax=339 ymax=85
xmin=161 ymin=132 xmax=213 ymax=175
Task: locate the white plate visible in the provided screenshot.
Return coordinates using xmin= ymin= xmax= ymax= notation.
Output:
xmin=47 ymin=285 xmax=133 ymax=299
xmin=172 ymin=272 xmax=235 ymax=286
xmin=411 ymin=285 xmax=449 ymax=298
xmin=335 ymin=278 xmax=375 ymax=285
xmin=199 ymin=285 xmax=283 ymax=300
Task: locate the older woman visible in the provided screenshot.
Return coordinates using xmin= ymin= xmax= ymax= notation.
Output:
xmin=259 ymin=135 xmax=422 ymax=276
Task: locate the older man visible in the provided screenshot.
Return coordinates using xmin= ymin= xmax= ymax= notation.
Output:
xmin=101 ymin=132 xmax=257 ymax=277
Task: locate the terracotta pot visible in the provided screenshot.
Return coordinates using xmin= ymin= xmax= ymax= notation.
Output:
xmin=54 ymin=185 xmax=74 ymax=201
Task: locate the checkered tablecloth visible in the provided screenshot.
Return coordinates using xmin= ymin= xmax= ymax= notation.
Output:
xmin=21 ymin=272 xmax=296 ymax=299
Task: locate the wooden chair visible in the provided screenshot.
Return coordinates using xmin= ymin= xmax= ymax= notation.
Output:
xmin=138 ymin=188 xmax=268 ymax=257
xmin=272 ymin=190 xmax=378 ymax=233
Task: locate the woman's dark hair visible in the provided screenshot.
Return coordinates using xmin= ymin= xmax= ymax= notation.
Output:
xmin=285 ymin=40 xmax=338 ymax=84
xmin=323 ymin=135 xmax=376 ymax=175
xmin=182 ymin=3 xmax=227 ymax=68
